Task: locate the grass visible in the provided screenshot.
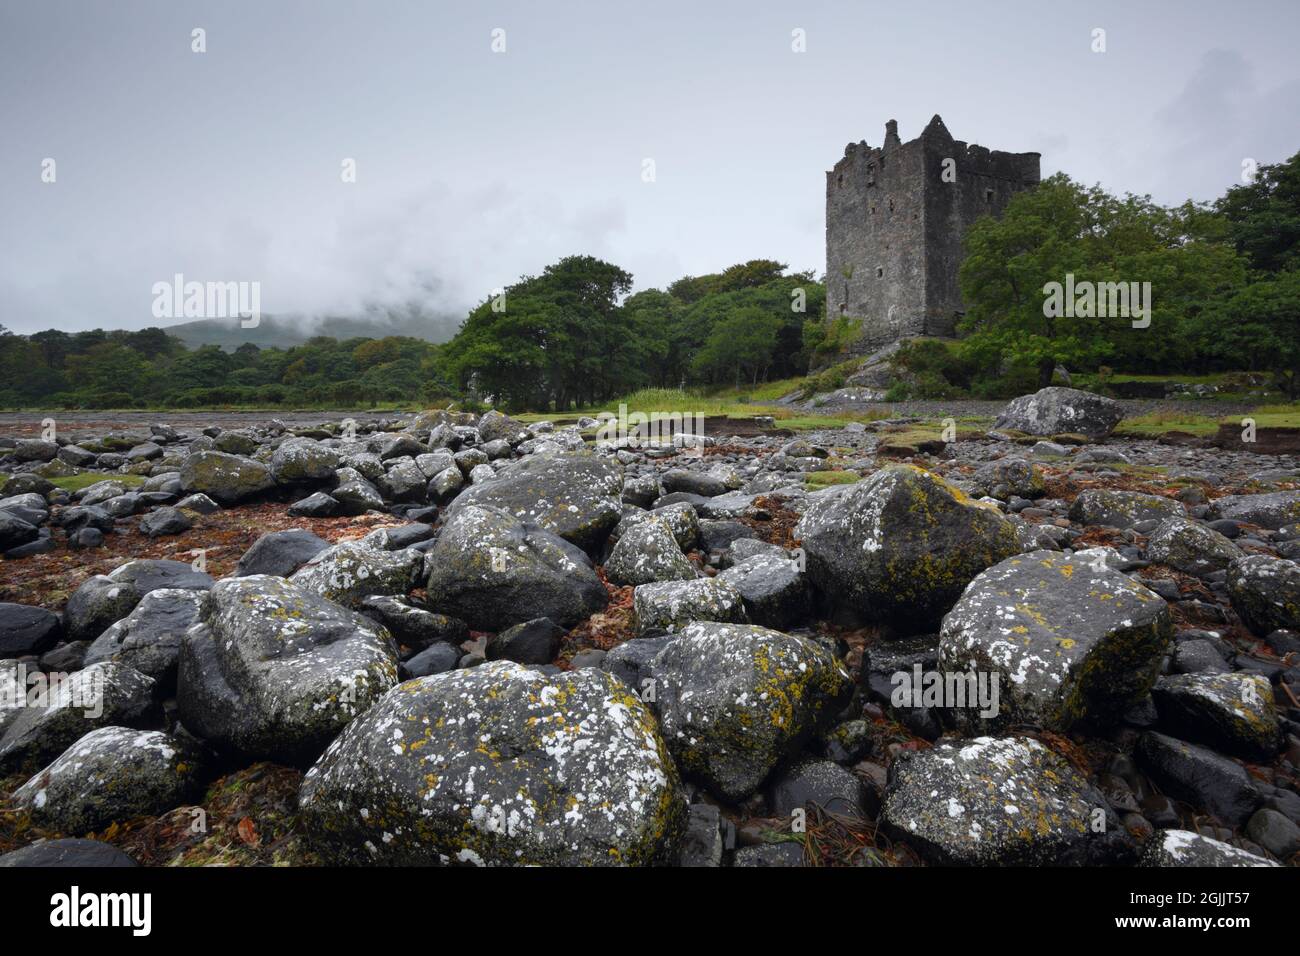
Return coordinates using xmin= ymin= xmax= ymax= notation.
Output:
xmin=48 ymin=472 xmax=148 ymax=493
xmin=514 ymin=387 xmax=896 ymax=431
xmin=1115 ymin=403 xmax=1300 ymax=437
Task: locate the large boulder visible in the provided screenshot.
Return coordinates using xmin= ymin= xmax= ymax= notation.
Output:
xmin=177 ymin=575 xmax=399 ymax=763
xmin=938 ymin=550 xmax=1172 ymax=730
xmin=424 ymin=505 xmax=608 ymax=631
xmin=633 ymin=578 xmax=747 ymax=635
xmin=475 ymin=409 xmax=530 ymax=445
xmin=1069 ymin=489 xmax=1184 ymax=529
xmin=63 ymin=560 xmax=213 ymax=642
xmin=716 ymin=551 xmax=810 ymax=630
xmin=83 ymin=588 xmax=204 ymax=694
xmin=269 ymin=437 xmax=339 ymax=484
xmin=1136 ymin=732 xmax=1261 ymax=825
xmin=794 ymin=465 xmax=1020 ymax=628
xmin=298 ymin=662 xmax=686 ymax=866
xmin=0 ymin=604 xmax=61 ymax=659
xmin=13 ymin=726 xmax=206 ymax=834
xmin=288 ymin=542 xmax=423 ymax=609
xmin=444 ymin=452 xmax=623 ymax=553
xmin=881 ymin=736 xmax=1105 ymax=865
xmin=179 ymin=451 xmax=275 ymax=504
xmin=650 ymin=622 xmax=851 ymax=800
xmin=234 ymin=529 xmax=332 ymax=577
xmin=1210 ymin=491 xmax=1300 ymax=530
xmin=1147 ymin=517 xmax=1242 ymax=577
xmin=1152 ymin=672 xmax=1281 ymax=760
xmin=995 ymin=387 xmax=1124 ymax=439
xmin=1227 ymin=554 xmax=1300 ymax=634
xmin=604 ymin=517 xmax=697 ymax=586
xmin=1139 ymin=829 xmax=1278 ymax=867
xmin=0 ymin=512 xmax=39 ymax=551
xmin=0 ymin=663 xmax=158 ymax=774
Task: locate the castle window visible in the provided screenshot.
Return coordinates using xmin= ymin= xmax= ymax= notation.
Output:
xmin=985 ymin=188 xmax=994 ymax=203
xmin=876 ymin=267 xmax=884 ymax=278
xmin=837 ymin=174 xmax=843 ymax=187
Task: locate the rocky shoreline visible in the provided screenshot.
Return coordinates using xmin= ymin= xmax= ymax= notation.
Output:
xmin=0 ymin=387 xmax=1297 ymax=867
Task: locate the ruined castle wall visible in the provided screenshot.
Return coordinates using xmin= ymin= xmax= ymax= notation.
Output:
xmin=826 ymin=117 xmax=1040 ymax=355
xmin=922 ymin=140 xmax=1041 ymax=337
xmin=826 ymin=139 xmax=928 ymax=352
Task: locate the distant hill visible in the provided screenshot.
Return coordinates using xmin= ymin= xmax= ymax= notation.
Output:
xmin=165 ymin=311 xmax=463 ymax=351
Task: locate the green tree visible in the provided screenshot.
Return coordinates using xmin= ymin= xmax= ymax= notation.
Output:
xmin=1215 ymin=151 xmax=1300 ymax=275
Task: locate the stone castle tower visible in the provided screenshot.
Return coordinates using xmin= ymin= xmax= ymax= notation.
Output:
xmin=825 ymin=115 xmax=1040 ymax=352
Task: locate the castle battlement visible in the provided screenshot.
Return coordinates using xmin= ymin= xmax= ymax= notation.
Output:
xmin=826 ymin=115 xmax=1040 ymax=352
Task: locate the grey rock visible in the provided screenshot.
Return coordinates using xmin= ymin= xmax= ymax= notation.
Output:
xmin=234 ymin=528 xmax=331 ymax=577
xmin=651 ymin=622 xmax=851 ymax=800
xmin=424 ymin=504 xmax=608 ymax=631
xmin=298 ymin=661 xmax=686 ymax=865
xmin=177 ymin=575 xmax=398 ymax=763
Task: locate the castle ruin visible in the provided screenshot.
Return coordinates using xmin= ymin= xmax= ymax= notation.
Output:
xmin=825 ymin=115 xmax=1040 ymax=353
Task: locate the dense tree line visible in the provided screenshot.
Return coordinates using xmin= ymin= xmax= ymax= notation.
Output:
xmin=0 ymin=257 xmax=826 ymax=411
xmin=0 ymin=328 xmax=452 ymax=409
xmin=436 ymin=256 xmax=826 ymax=411
xmin=936 ymin=151 xmax=1300 ymax=397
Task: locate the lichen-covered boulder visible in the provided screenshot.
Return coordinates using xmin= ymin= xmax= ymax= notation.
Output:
xmin=444 ymin=452 xmax=623 ymax=553
xmin=13 ymin=727 xmax=206 ymax=834
xmin=179 ymin=450 xmax=275 ymax=504
xmin=475 ymin=409 xmax=530 ymax=445
xmin=1227 ymin=554 xmax=1300 ymax=634
xmin=1139 ymin=829 xmax=1279 ymax=867
xmin=269 ymin=437 xmax=339 ymax=484
xmin=613 ymin=502 xmax=700 ymax=552
xmin=331 ymin=477 xmax=386 ymax=515
xmin=633 ymin=577 xmax=747 ymax=635
xmin=1068 ymin=489 xmax=1184 ymax=529
xmin=0 ymin=663 xmax=158 ymax=775
xmin=794 ymin=464 xmax=1020 ymax=628
xmin=378 ymin=458 xmax=430 ymax=503
xmin=177 ymin=575 xmax=398 ymax=763
xmin=716 ymin=551 xmax=810 ymax=630
xmin=1147 ymin=517 xmax=1242 ymax=577
xmin=83 ymin=588 xmax=204 ymax=694
xmin=939 ymin=550 xmax=1171 ymax=730
xmin=1210 ymin=491 xmax=1300 ymax=530
xmin=289 ymin=541 xmax=423 ymax=609
xmin=298 ymin=662 xmax=686 ymax=866
xmin=881 ymin=736 xmax=1100 ymax=864
xmin=650 ymin=622 xmax=851 ymax=800
xmin=995 ymin=387 xmax=1124 ymax=439
xmin=1152 ymin=672 xmax=1281 ymax=760
xmin=968 ymin=458 xmax=1045 ymax=500
xmin=424 ymin=505 xmax=607 ymax=631
xmin=604 ymin=516 xmax=697 ymax=586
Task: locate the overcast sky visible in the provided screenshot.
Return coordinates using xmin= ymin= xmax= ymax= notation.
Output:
xmin=1 ymin=0 xmax=1297 ymax=335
